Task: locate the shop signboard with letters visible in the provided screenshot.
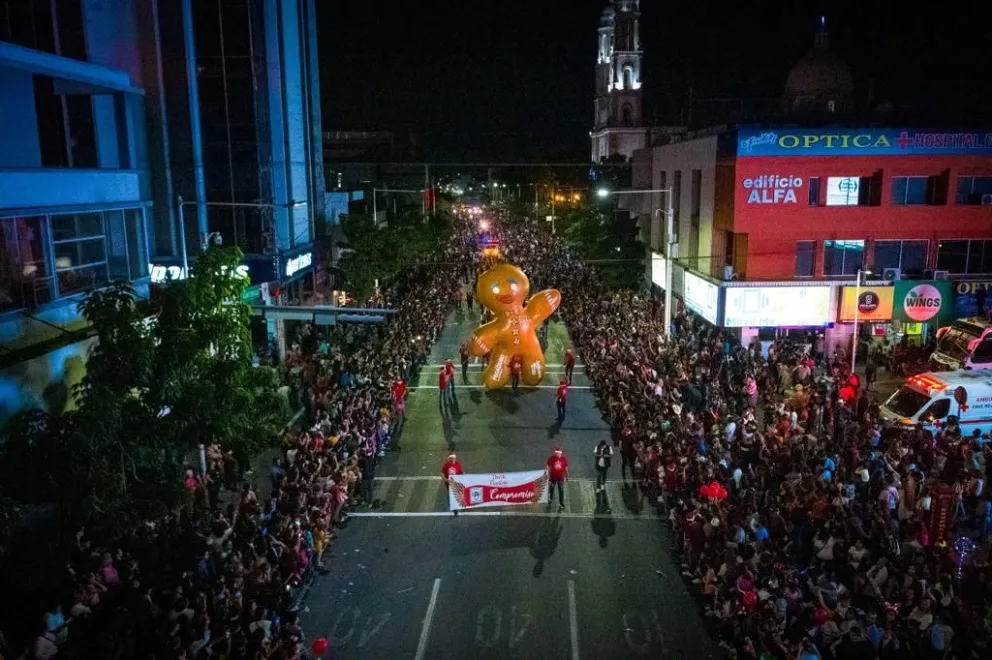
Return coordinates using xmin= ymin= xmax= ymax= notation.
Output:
xmin=953 ymin=280 xmax=992 ymax=318
xmin=892 ymin=280 xmax=953 ymax=324
xmin=737 ymin=128 xmax=992 ymax=157
xmin=839 ymin=285 xmax=894 ymax=322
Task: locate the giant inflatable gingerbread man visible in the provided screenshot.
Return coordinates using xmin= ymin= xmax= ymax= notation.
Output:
xmin=468 ymin=264 xmax=562 ymax=389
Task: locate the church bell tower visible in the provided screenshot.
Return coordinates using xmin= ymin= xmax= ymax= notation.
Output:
xmin=591 ymin=0 xmax=646 ymax=163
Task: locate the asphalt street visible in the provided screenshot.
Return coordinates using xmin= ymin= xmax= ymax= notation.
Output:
xmin=300 ymin=310 xmax=719 ymax=660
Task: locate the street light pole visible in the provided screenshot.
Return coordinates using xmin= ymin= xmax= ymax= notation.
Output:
xmin=662 ymin=190 xmax=675 ymax=341
xmin=850 ymin=268 xmax=871 ymax=374
xmin=598 ymin=187 xmax=675 ymax=339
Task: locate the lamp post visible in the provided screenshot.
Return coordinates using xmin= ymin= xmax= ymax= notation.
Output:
xmin=851 ymin=268 xmax=872 ymax=375
xmin=597 ymin=187 xmax=675 ymax=338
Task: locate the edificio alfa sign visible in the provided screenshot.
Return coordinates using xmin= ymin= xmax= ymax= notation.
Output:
xmin=742 ymin=175 xmax=804 ymax=204
xmin=285 ymin=252 xmax=313 ymax=277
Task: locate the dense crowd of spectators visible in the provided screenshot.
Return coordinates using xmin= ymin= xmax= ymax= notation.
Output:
xmin=499 ymin=215 xmax=991 ymax=660
xmin=2 ymin=232 xmax=468 ymax=660
xmin=8 ymin=209 xmax=992 ymax=659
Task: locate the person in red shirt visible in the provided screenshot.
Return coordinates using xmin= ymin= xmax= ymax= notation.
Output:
xmin=546 ymin=446 xmax=569 ymax=510
xmin=441 ymin=452 xmax=464 ymax=516
xmin=441 ymin=452 xmax=463 ymax=485
xmin=439 ymin=368 xmax=451 ymax=413
xmin=564 ymin=348 xmax=576 ymax=384
xmin=391 ymin=379 xmax=408 ymax=422
xmin=555 ymin=379 xmax=568 ymax=422
xmin=510 ymin=355 xmax=522 ymax=391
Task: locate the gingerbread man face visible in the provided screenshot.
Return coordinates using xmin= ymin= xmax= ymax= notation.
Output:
xmin=476 ymin=264 xmax=529 ymax=313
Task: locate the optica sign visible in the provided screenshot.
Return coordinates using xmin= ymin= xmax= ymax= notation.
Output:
xmin=893 ymin=280 xmax=953 ymax=323
xmin=737 ymin=128 xmax=992 ymax=157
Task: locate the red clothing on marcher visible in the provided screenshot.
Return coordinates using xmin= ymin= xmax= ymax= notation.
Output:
xmin=439 ymin=370 xmax=450 ymax=391
xmin=510 ymin=357 xmax=522 ymax=375
xmin=565 ymin=349 xmax=575 ymax=367
xmin=556 ymin=382 xmax=568 ymax=402
xmin=444 ymin=361 xmax=455 ymax=379
xmin=547 ymin=451 xmax=568 ymax=481
xmin=441 ymin=457 xmax=463 ymax=482
xmin=391 ymin=381 xmax=408 ymax=402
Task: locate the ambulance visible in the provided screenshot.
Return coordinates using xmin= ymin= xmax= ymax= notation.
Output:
xmin=879 ymin=370 xmax=992 ymax=439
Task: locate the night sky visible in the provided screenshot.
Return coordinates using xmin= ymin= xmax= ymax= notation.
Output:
xmin=316 ymin=0 xmax=992 ymax=162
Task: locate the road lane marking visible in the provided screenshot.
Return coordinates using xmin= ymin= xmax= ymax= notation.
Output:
xmin=410 ymin=385 xmax=591 ymax=390
xmin=427 ymin=363 xmax=585 ymax=368
xmin=568 ymin=580 xmax=580 ymax=660
xmin=375 ymin=476 xmax=632 ymax=483
xmin=414 ymin=578 xmax=442 ymax=660
xmin=347 ymin=511 xmax=652 ymax=520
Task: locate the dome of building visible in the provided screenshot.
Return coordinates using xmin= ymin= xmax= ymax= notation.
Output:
xmin=784 ymin=49 xmax=854 ymax=97
xmin=782 ymin=18 xmax=854 ymax=114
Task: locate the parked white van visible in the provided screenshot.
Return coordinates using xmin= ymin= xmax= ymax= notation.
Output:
xmin=930 ymin=318 xmax=992 ymax=371
xmin=880 ymin=370 xmax=992 ymax=438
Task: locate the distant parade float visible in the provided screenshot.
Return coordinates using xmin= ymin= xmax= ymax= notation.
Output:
xmin=468 ymin=264 xmax=561 ymax=389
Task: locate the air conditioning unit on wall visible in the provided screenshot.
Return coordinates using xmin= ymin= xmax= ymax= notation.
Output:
xmin=882 ymin=267 xmax=902 ymax=281
xmin=982 ymin=194 xmax=992 ymax=205
xmin=933 ymin=270 xmax=949 ymax=280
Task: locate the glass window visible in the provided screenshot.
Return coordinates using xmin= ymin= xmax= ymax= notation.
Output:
xmin=873 ymin=241 xmax=901 ymax=272
xmin=105 ymin=210 xmax=129 ymax=280
xmin=956 ymin=176 xmax=992 ymax=204
xmin=808 ymin=177 xmax=820 ymax=206
xmin=891 ymin=176 xmax=929 ymax=205
xmin=0 ymin=217 xmax=52 ymax=312
xmin=936 ymin=240 xmax=969 ymax=273
xmin=823 ymin=240 xmax=864 ymax=276
xmin=795 ymin=240 xmax=815 ymax=277
xmin=884 ymin=386 xmax=930 ymax=417
xmin=971 ymin=339 xmax=992 ymax=365
xmin=901 ymin=240 xmax=928 ymax=274
xmin=925 ymin=398 xmax=951 ymax=421
xmin=968 ymin=241 xmax=987 ymax=274
xmin=51 ymin=213 xmax=108 ymax=296
xmin=51 ymin=213 xmax=102 ymax=241
xmin=125 ymin=209 xmax=148 ymax=279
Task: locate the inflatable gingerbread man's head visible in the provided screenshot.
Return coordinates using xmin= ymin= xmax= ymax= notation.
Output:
xmin=476 ymin=263 xmax=529 ymax=313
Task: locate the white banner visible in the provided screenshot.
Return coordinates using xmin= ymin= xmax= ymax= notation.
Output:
xmin=448 ymin=470 xmax=549 ymax=511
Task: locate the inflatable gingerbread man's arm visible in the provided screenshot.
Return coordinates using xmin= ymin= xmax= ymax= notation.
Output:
xmin=524 ymin=289 xmax=562 ymax=325
xmin=467 ymin=320 xmax=501 ymax=357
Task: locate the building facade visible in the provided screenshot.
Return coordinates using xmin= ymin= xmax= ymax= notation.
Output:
xmin=0 ymin=0 xmax=326 ymax=423
xmin=633 ymin=126 xmax=992 ymax=351
xmin=153 ymin=0 xmax=324 ymax=302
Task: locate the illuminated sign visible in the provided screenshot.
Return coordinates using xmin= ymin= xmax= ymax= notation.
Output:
xmin=682 ymin=272 xmax=720 ymax=325
xmin=149 ymin=263 xmax=249 ymax=284
xmin=650 ymin=252 xmax=667 ymax=289
xmin=826 ymin=177 xmax=860 ymax=206
xmin=724 ymin=286 xmax=832 ymax=327
xmin=742 ymin=174 xmax=804 ymax=204
xmin=839 ymin=285 xmax=894 ymax=321
xmin=893 ymin=281 xmax=951 ymax=323
xmin=285 ymin=252 xmax=313 ymax=277
xmin=737 ymin=128 xmax=992 ymax=157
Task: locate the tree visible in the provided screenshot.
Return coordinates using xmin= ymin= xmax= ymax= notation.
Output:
xmin=337 ymin=207 xmax=455 ymax=300
xmin=562 ymin=202 xmax=644 ymax=290
xmin=0 ymin=246 xmax=288 ymax=542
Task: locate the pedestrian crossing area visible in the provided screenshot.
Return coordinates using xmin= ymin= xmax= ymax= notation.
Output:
xmin=352 ymin=477 xmax=662 ymax=520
